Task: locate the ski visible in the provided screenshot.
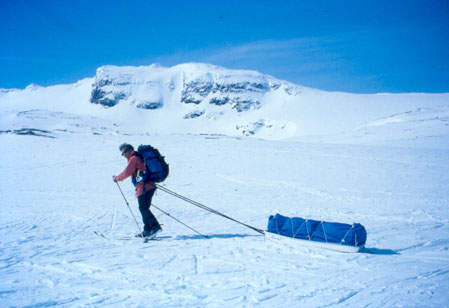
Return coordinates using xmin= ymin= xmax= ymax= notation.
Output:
xmin=94 ymin=231 xmax=167 ymax=242
xmin=94 ymin=230 xmax=109 ymax=239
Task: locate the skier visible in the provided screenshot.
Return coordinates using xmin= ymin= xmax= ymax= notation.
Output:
xmin=112 ymin=143 xmax=162 ymax=238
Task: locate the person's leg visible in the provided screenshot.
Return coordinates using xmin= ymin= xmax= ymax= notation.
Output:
xmin=138 ymin=188 xmax=159 ymax=232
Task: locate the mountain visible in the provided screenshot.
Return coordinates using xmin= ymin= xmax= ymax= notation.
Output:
xmin=90 ymin=63 xmax=293 ymax=111
xmin=87 ymin=63 xmax=305 ymax=138
xmin=1 ymin=63 xmax=448 ymax=143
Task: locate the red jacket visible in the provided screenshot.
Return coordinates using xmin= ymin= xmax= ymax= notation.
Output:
xmin=116 ymin=150 xmax=155 ymax=197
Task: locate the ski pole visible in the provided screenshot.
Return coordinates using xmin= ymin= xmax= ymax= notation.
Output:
xmin=155 ymin=184 xmax=265 ymax=235
xmin=152 ymin=204 xmax=208 ymax=238
xmin=116 ymin=181 xmax=143 ymax=237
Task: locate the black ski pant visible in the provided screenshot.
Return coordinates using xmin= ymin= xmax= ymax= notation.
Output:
xmin=137 ymin=188 xmax=159 ymax=232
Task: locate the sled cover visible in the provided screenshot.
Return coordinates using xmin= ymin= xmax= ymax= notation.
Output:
xmin=267 ymin=214 xmax=367 ymax=247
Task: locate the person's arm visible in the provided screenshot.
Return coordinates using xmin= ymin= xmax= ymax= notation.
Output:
xmin=113 ymin=157 xmax=138 ymax=182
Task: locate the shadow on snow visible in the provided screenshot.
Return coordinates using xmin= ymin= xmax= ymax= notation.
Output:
xmin=360 ymin=247 xmax=399 ymax=255
xmin=173 ymin=234 xmax=262 ymax=240
xmin=162 ymin=234 xmax=400 ymax=255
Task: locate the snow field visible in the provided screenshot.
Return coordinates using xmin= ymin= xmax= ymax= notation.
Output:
xmin=1 ymin=131 xmax=449 ymax=307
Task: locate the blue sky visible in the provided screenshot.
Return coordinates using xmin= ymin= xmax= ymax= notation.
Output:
xmin=1 ymin=0 xmax=448 ymax=93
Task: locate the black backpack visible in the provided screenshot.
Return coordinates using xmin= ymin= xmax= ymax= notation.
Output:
xmin=133 ymin=145 xmax=169 ymax=184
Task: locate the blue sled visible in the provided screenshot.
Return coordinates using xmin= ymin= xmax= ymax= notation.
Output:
xmin=267 ymin=214 xmax=367 ymax=253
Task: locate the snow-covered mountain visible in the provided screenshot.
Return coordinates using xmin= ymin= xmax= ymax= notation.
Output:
xmin=1 ymin=62 xmax=448 ymax=143
xmin=90 ymin=63 xmax=290 ymax=111
xmin=87 ymin=63 xmax=304 ymax=138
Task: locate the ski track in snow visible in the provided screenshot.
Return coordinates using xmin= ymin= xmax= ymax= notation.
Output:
xmin=1 ymin=131 xmax=449 ymax=307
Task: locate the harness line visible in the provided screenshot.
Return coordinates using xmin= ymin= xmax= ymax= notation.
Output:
xmin=156 ymin=184 xmax=265 ymax=235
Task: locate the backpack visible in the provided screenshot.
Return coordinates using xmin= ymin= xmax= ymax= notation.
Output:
xmin=132 ymin=145 xmax=169 ymax=184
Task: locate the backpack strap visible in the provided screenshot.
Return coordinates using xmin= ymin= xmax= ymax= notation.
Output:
xmin=130 ymin=152 xmax=146 ymax=193
xmin=132 ymin=151 xmax=144 ymax=161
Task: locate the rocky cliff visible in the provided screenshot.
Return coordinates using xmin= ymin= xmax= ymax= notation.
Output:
xmin=90 ymin=63 xmax=296 ymax=115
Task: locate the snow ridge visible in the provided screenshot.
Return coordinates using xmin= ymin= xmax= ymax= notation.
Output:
xmin=1 ymin=62 xmax=448 ymax=142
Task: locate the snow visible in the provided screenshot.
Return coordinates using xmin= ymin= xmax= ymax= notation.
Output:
xmin=1 ymin=63 xmax=449 ymax=307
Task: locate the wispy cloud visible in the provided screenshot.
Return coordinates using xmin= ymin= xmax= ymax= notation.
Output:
xmin=147 ymin=36 xmax=352 ymax=86
xmin=151 ymin=37 xmax=339 ymax=68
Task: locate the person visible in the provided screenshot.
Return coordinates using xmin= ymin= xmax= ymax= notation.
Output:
xmin=112 ymin=143 xmax=162 ymax=238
